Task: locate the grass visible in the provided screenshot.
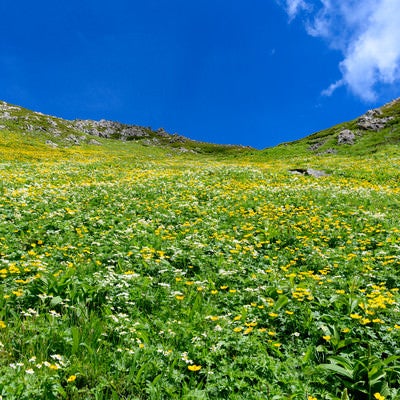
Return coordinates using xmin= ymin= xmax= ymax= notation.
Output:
xmin=1 ymin=98 xmax=400 ymax=399
xmin=1 ymin=133 xmax=400 ymax=399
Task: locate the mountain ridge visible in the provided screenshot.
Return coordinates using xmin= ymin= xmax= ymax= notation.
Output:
xmin=0 ymin=100 xmax=250 ymax=156
xmin=1 ymin=98 xmax=400 ymax=157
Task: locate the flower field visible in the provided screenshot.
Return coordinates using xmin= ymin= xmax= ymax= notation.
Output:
xmin=1 ymin=142 xmax=400 ymax=399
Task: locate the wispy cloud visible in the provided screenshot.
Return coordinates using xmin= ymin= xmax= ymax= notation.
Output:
xmin=284 ymin=0 xmax=311 ymax=22
xmin=279 ymin=0 xmax=400 ymax=101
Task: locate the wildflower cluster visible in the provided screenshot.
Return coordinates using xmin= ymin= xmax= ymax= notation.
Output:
xmin=0 ymin=141 xmax=400 ymax=398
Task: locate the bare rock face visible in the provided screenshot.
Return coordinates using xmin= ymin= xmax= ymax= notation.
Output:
xmin=72 ymin=119 xmax=150 ymax=140
xmin=338 ymin=129 xmax=356 ymax=145
xmin=357 ymin=108 xmax=393 ymax=131
xmin=66 ymin=134 xmax=81 ymax=145
xmin=289 ymin=168 xmax=329 ymax=177
xmin=88 ymin=139 xmax=102 ymax=145
xmin=308 ymin=140 xmax=326 ymax=151
xmin=46 ymin=140 xmax=58 ymax=148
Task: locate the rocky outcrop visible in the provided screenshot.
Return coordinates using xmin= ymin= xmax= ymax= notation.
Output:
xmin=0 ymin=101 xmax=187 ymax=148
xmin=338 ymin=129 xmax=356 ymax=145
xmin=289 ymin=168 xmax=329 ymax=177
xmin=72 ymin=119 xmax=150 ymax=140
xmin=357 ymin=108 xmax=393 ymax=131
xmin=46 ymin=140 xmax=58 ymax=148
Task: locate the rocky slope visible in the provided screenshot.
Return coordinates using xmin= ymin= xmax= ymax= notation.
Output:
xmin=302 ymin=97 xmax=400 ymax=155
xmin=0 ymin=101 xmax=246 ymax=154
xmin=2 ymin=98 xmax=400 ymax=157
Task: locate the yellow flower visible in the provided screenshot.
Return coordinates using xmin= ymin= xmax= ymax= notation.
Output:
xmin=233 ymin=327 xmax=243 ymax=333
xmin=0 ymin=321 xmax=6 ymax=329
xmin=374 ymin=393 xmax=385 ymax=400
xmin=308 ymin=396 xmax=317 ymax=400
xmin=67 ymin=375 xmax=77 ymax=382
xmin=361 ymin=318 xmax=371 ymax=325
xmin=269 ymin=312 xmax=278 ymax=318
xmin=175 ymin=295 xmax=184 ymax=300
xmin=188 ymin=365 xmax=201 ymax=372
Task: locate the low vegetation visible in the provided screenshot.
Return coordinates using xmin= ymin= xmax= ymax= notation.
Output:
xmin=0 ymin=102 xmax=400 ymax=399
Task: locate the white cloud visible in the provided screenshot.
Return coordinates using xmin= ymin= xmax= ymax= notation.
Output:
xmin=279 ymin=0 xmax=400 ymax=101
xmin=282 ymin=0 xmax=311 ymax=22
xmin=321 ymin=79 xmax=344 ymax=97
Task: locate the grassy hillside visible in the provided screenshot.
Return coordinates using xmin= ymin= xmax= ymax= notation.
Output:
xmin=1 ymin=102 xmax=400 ymax=399
xmin=0 ymin=101 xmax=250 ymax=158
xmin=261 ymin=97 xmax=400 ymax=158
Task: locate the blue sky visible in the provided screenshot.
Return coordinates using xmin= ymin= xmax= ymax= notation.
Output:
xmin=1 ymin=1 xmax=400 ymax=149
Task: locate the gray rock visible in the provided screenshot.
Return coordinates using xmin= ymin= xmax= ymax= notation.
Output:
xmin=66 ymin=134 xmax=80 ymax=145
xmin=338 ymin=129 xmax=356 ymax=145
xmin=289 ymin=168 xmax=329 ymax=177
xmin=72 ymin=119 xmax=150 ymax=140
xmin=88 ymin=139 xmax=102 ymax=145
xmin=321 ymin=148 xmax=337 ymax=155
xmin=0 ymin=111 xmax=13 ymax=120
xmin=46 ymin=140 xmax=58 ymax=148
xmin=357 ymin=108 xmax=393 ymax=131
xmin=308 ymin=140 xmax=326 ymax=151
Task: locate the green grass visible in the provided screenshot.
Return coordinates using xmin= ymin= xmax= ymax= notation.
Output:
xmin=1 ymin=100 xmax=400 ymax=399
xmin=1 ymin=132 xmax=400 ymax=399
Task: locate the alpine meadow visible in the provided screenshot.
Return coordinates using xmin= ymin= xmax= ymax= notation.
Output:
xmin=1 ymin=99 xmax=400 ymax=399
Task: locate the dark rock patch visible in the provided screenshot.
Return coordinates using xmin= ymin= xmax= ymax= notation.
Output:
xmin=338 ymin=129 xmax=356 ymax=145
xmin=289 ymin=168 xmax=329 ymax=177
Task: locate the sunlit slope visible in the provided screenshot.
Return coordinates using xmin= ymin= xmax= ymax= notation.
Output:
xmin=262 ymin=97 xmax=400 ymax=158
xmin=0 ymin=100 xmax=250 ymax=161
xmin=1 ymin=136 xmax=400 ymax=399
xmin=1 ymin=100 xmax=400 ymax=398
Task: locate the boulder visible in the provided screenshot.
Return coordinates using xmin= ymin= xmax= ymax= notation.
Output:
xmin=357 ymin=108 xmax=393 ymax=131
xmin=288 ymin=168 xmax=329 ymax=177
xmin=338 ymin=129 xmax=355 ymax=145
xmin=308 ymin=140 xmax=326 ymax=151
xmin=46 ymin=140 xmax=58 ymax=148
xmin=88 ymin=139 xmax=102 ymax=145
xmin=66 ymin=134 xmax=80 ymax=145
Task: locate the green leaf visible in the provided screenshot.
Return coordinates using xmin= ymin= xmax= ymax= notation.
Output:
xmin=50 ymin=296 xmax=63 ymax=306
xmin=340 ymin=388 xmax=349 ymax=400
xmin=319 ymin=363 xmax=354 ymax=380
xmin=274 ymin=295 xmax=289 ymax=311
